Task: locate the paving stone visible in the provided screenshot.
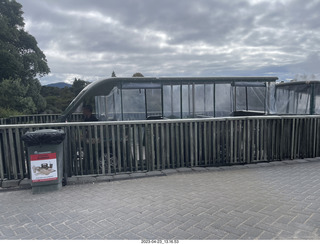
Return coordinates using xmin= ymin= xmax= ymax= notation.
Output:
xmin=223 ymin=233 xmax=243 ymax=240
xmin=0 ymin=227 xmax=16 ymax=238
xmin=219 ymin=225 xmax=247 ymax=237
xmin=1 ymin=159 xmax=320 ymax=240
xmin=275 ymin=215 xmax=295 ymax=225
xmin=239 ymin=217 xmax=260 ymax=227
xmin=186 ymin=226 xmax=212 ymax=239
xmin=258 ymin=230 xmax=276 ymax=240
xmin=136 ymin=230 xmax=159 ymax=240
xmin=176 ymin=219 xmax=198 ymax=231
xmin=305 ymin=213 xmax=320 ymax=227
xmin=293 ymin=230 xmax=317 ymax=239
xmin=168 ymin=227 xmax=193 ymax=239
xmin=237 ymin=224 xmax=264 ymax=239
xmin=152 ymin=229 xmax=176 ymax=239
xmin=275 ymin=230 xmax=297 ymax=240
xmin=119 ymin=231 xmax=141 ymax=240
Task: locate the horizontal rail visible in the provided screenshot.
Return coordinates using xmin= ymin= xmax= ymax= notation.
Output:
xmin=0 ymin=114 xmax=84 ymax=125
xmin=1 ymin=115 xmax=320 ymax=183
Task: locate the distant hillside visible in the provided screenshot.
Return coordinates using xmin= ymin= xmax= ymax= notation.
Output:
xmin=45 ymin=82 xmax=72 ymax=88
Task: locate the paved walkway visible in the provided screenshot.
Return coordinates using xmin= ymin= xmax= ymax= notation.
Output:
xmin=1 ymin=158 xmax=320 ymax=240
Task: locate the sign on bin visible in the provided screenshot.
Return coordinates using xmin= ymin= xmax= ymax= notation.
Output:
xmin=30 ymin=153 xmax=58 ymax=183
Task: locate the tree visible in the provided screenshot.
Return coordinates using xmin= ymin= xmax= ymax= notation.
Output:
xmin=0 ymin=0 xmax=50 ymax=81
xmin=0 ymin=79 xmax=37 ymax=117
xmin=132 ymin=72 xmax=144 ymax=77
xmin=0 ymin=0 xmax=50 ymax=117
xmin=40 ymin=85 xmax=75 ymax=114
xmin=72 ymin=78 xmax=90 ymax=96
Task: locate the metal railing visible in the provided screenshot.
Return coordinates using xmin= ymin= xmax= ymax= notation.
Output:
xmin=0 ymin=114 xmax=85 ymax=125
xmin=1 ymin=115 xmax=320 ymax=183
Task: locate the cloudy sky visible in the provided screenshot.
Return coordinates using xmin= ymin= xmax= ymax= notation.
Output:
xmin=18 ymin=0 xmax=320 ymax=85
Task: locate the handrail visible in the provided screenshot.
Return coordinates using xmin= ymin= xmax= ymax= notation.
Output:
xmin=1 ymin=115 xmax=320 ymax=184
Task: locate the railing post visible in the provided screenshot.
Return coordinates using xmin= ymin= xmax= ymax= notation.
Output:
xmin=0 ymin=134 xmax=4 ymax=180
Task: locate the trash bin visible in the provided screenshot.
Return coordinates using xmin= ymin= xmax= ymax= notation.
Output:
xmin=22 ymin=129 xmax=66 ymax=194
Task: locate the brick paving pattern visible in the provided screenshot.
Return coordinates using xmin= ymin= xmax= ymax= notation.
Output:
xmin=1 ymin=158 xmax=320 ymax=240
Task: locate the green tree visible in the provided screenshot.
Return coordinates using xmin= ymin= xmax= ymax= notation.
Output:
xmin=0 ymin=79 xmax=37 ymax=117
xmin=72 ymin=78 xmax=90 ymax=96
xmin=132 ymin=72 xmax=144 ymax=77
xmin=40 ymin=85 xmax=75 ymax=114
xmin=0 ymin=0 xmax=50 ymax=117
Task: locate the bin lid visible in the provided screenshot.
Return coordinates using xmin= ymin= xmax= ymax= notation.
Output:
xmin=22 ymin=129 xmax=66 ymax=146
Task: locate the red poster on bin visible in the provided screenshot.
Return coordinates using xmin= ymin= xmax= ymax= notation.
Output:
xmin=30 ymin=153 xmax=58 ymax=182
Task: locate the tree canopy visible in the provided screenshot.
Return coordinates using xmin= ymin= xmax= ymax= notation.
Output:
xmin=132 ymin=72 xmax=144 ymax=77
xmin=40 ymin=78 xmax=91 ymax=114
xmin=72 ymin=78 xmax=90 ymax=96
xmin=0 ymin=0 xmax=50 ymax=81
xmin=0 ymin=0 xmax=50 ymax=117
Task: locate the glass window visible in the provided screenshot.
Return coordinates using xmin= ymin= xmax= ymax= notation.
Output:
xmin=163 ymin=85 xmax=181 ymax=118
xmin=182 ymin=84 xmax=193 ymax=118
xmin=204 ymin=84 xmax=214 ymax=117
xmin=248 ymin=87 xmax=266 ymax=111
xmin=122 ymin=89 xmax=146 ymax=120
xmin=275 ymin=85 xmax=311 ymax=114
xmin=215 ymin=84 xmax=232 ymax=117
xmin=314 ymin=84 xmax=320 ymax=114
xmin=95 ymin=87 xmax=122 ymax=121
xmin=194 ymin=84 xmax=205 ymax=116
xmin=146 ymin=89 xmax=162 ymax=118
xmin=235 ymin=87 xmax=247 ymax=111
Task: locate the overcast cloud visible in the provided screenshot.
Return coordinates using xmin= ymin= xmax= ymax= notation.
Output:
xmin=18 ymin=0 xmax=320 ymax=85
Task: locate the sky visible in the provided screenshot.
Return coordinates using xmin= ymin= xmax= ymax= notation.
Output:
xmin=18 ymin=0 xmax=320 ymax=85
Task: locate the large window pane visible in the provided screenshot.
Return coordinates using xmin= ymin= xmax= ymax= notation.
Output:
xmin=182 ymin=84 xmax=193 ymax=118
xmin=146 ymin=89 xmax=162 ymax=118
xmin=163 ymin=85 xmax=181 ymax=118
xmin=275 ymin=85 xmax=310 ymax=114
xmin=215 ymin=84 xmax=231 ymax=117
xmin=315 ymin=84 xmax=320 ymax=114
xmin=235 ymin=87 xmax=246 ymax=111
xmin=194 ymin=84 xmax=205 ymax=115
xmin=248 ymin=87 xmax=266 ymax=111
xmin=122 ymin=89 xmax=146 ymax=120
xmin=95 ymin=87 xmax=121 ymax=121
xmin=204 ymin=84 xmax=214 ymax=116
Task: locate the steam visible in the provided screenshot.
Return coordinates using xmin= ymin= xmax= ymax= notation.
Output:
xmin=292 ymin=73 xmax=320 ymax=82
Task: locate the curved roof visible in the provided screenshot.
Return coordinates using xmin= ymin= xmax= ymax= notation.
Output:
xmin=60 ymin=76 xmax=278 ymax=121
